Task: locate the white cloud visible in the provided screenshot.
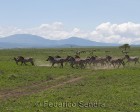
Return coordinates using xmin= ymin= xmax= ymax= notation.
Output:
xmin=0 ymin=22 xmax=140 ymax=44
xmin=39 ymin=22 xmax=64 ymax=31
xmin=89 ymin=22 xmax=140 ymax=44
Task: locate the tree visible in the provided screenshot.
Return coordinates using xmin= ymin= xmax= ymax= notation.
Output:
xmin=119 ymin=44 xmax=130 ymax=51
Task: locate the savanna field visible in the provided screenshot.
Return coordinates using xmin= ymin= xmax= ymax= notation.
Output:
xmin=0 ymin=47 xmax=140 ymax=112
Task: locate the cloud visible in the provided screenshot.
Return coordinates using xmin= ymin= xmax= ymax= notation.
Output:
xmin=0 ymin=22 xmax=140 ymax=44
xmin=89 ymin=22 xmax=140 ymax=44
xmin=39 ymin=22 xmax=64 ymax=31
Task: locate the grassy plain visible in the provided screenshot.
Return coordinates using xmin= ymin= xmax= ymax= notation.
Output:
xmin=0 ymin=47 xmax=140 ymax=112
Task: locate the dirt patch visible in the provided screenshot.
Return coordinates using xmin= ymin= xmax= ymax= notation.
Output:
xmin=0 ymin=76 xmax=83 ymax=100
xmin=37 ymin=64 xmax=118 ymax=70
xmin=90 ymin=66 xmax=115 ymax=70
xmin=38 ymin=64 xmax=51 ymax=67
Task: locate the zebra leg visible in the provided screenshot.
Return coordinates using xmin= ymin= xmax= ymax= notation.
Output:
xmin=51 ymin=63 xmax=55 ymax=67
xmin=120 ymin=62 xmax=124 ymax=68
xmin=135 ymin=60 xmax=139 ymax=64
xmin=62 ymin=63 xmax=63 ymax=68
xmin=60 ymin=62 xmax=63 ymax=68
xmin=30 ymin=61 xmax=34 ymax=66
xmin=118 ymin=63 xmax=121 ymax=68
xmin=70 ymin=62 xmax=74 ymax=68
xmin=126 ymin=61 xmax=129 ymax=65
xmin=112 ymin=63 xmax=115 ymax=68
xmin=76 ymin=64 xmax=79 ymax=69
xmin=81 ymin=63 xmax=85 ymax=69
xmin=24 ymin=62 xmax=27 ymax=65
xmin=21 ymin=62 xmax=23 ymax=65
xmin=16 ymin=61 xmax=18 ymax=65
xmin=31 ymin=61 xmax=35 ymax=66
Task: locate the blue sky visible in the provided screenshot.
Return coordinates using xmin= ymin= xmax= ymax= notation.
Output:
xmin=0 ymin=0 xmax=140 ymax=44
xmin=0 ymin=0 xmax=140 ymax=29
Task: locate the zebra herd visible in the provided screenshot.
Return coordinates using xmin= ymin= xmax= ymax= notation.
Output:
xmin=46 ymin=55 xmax=121 ymax=68
xmin=14 ymin=55 xmax=139 ymax=69
xmin=46 ymin=55 xmax=139 ymax=69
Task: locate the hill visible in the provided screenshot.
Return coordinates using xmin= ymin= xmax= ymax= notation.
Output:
xmin=0 ymin=34 xmax=119 ymax=48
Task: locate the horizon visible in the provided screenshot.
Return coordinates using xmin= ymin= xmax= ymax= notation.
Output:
xmin=0 ymin=34 xmax=133 ymax=46
xmin=0 ymin=0 xmax=140 ymax=44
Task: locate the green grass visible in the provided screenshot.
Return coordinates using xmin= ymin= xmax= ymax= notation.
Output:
xmin=0 ymin=47 xmax=140 ymax=112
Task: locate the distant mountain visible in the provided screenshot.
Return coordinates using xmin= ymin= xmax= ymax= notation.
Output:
xmin=0 ymin=34 xmax=119 ymax=48
xmin=0 ymin=34 xmax=55 ymax=46
xmin=56 ymin=37 xmax=118 ymax=46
